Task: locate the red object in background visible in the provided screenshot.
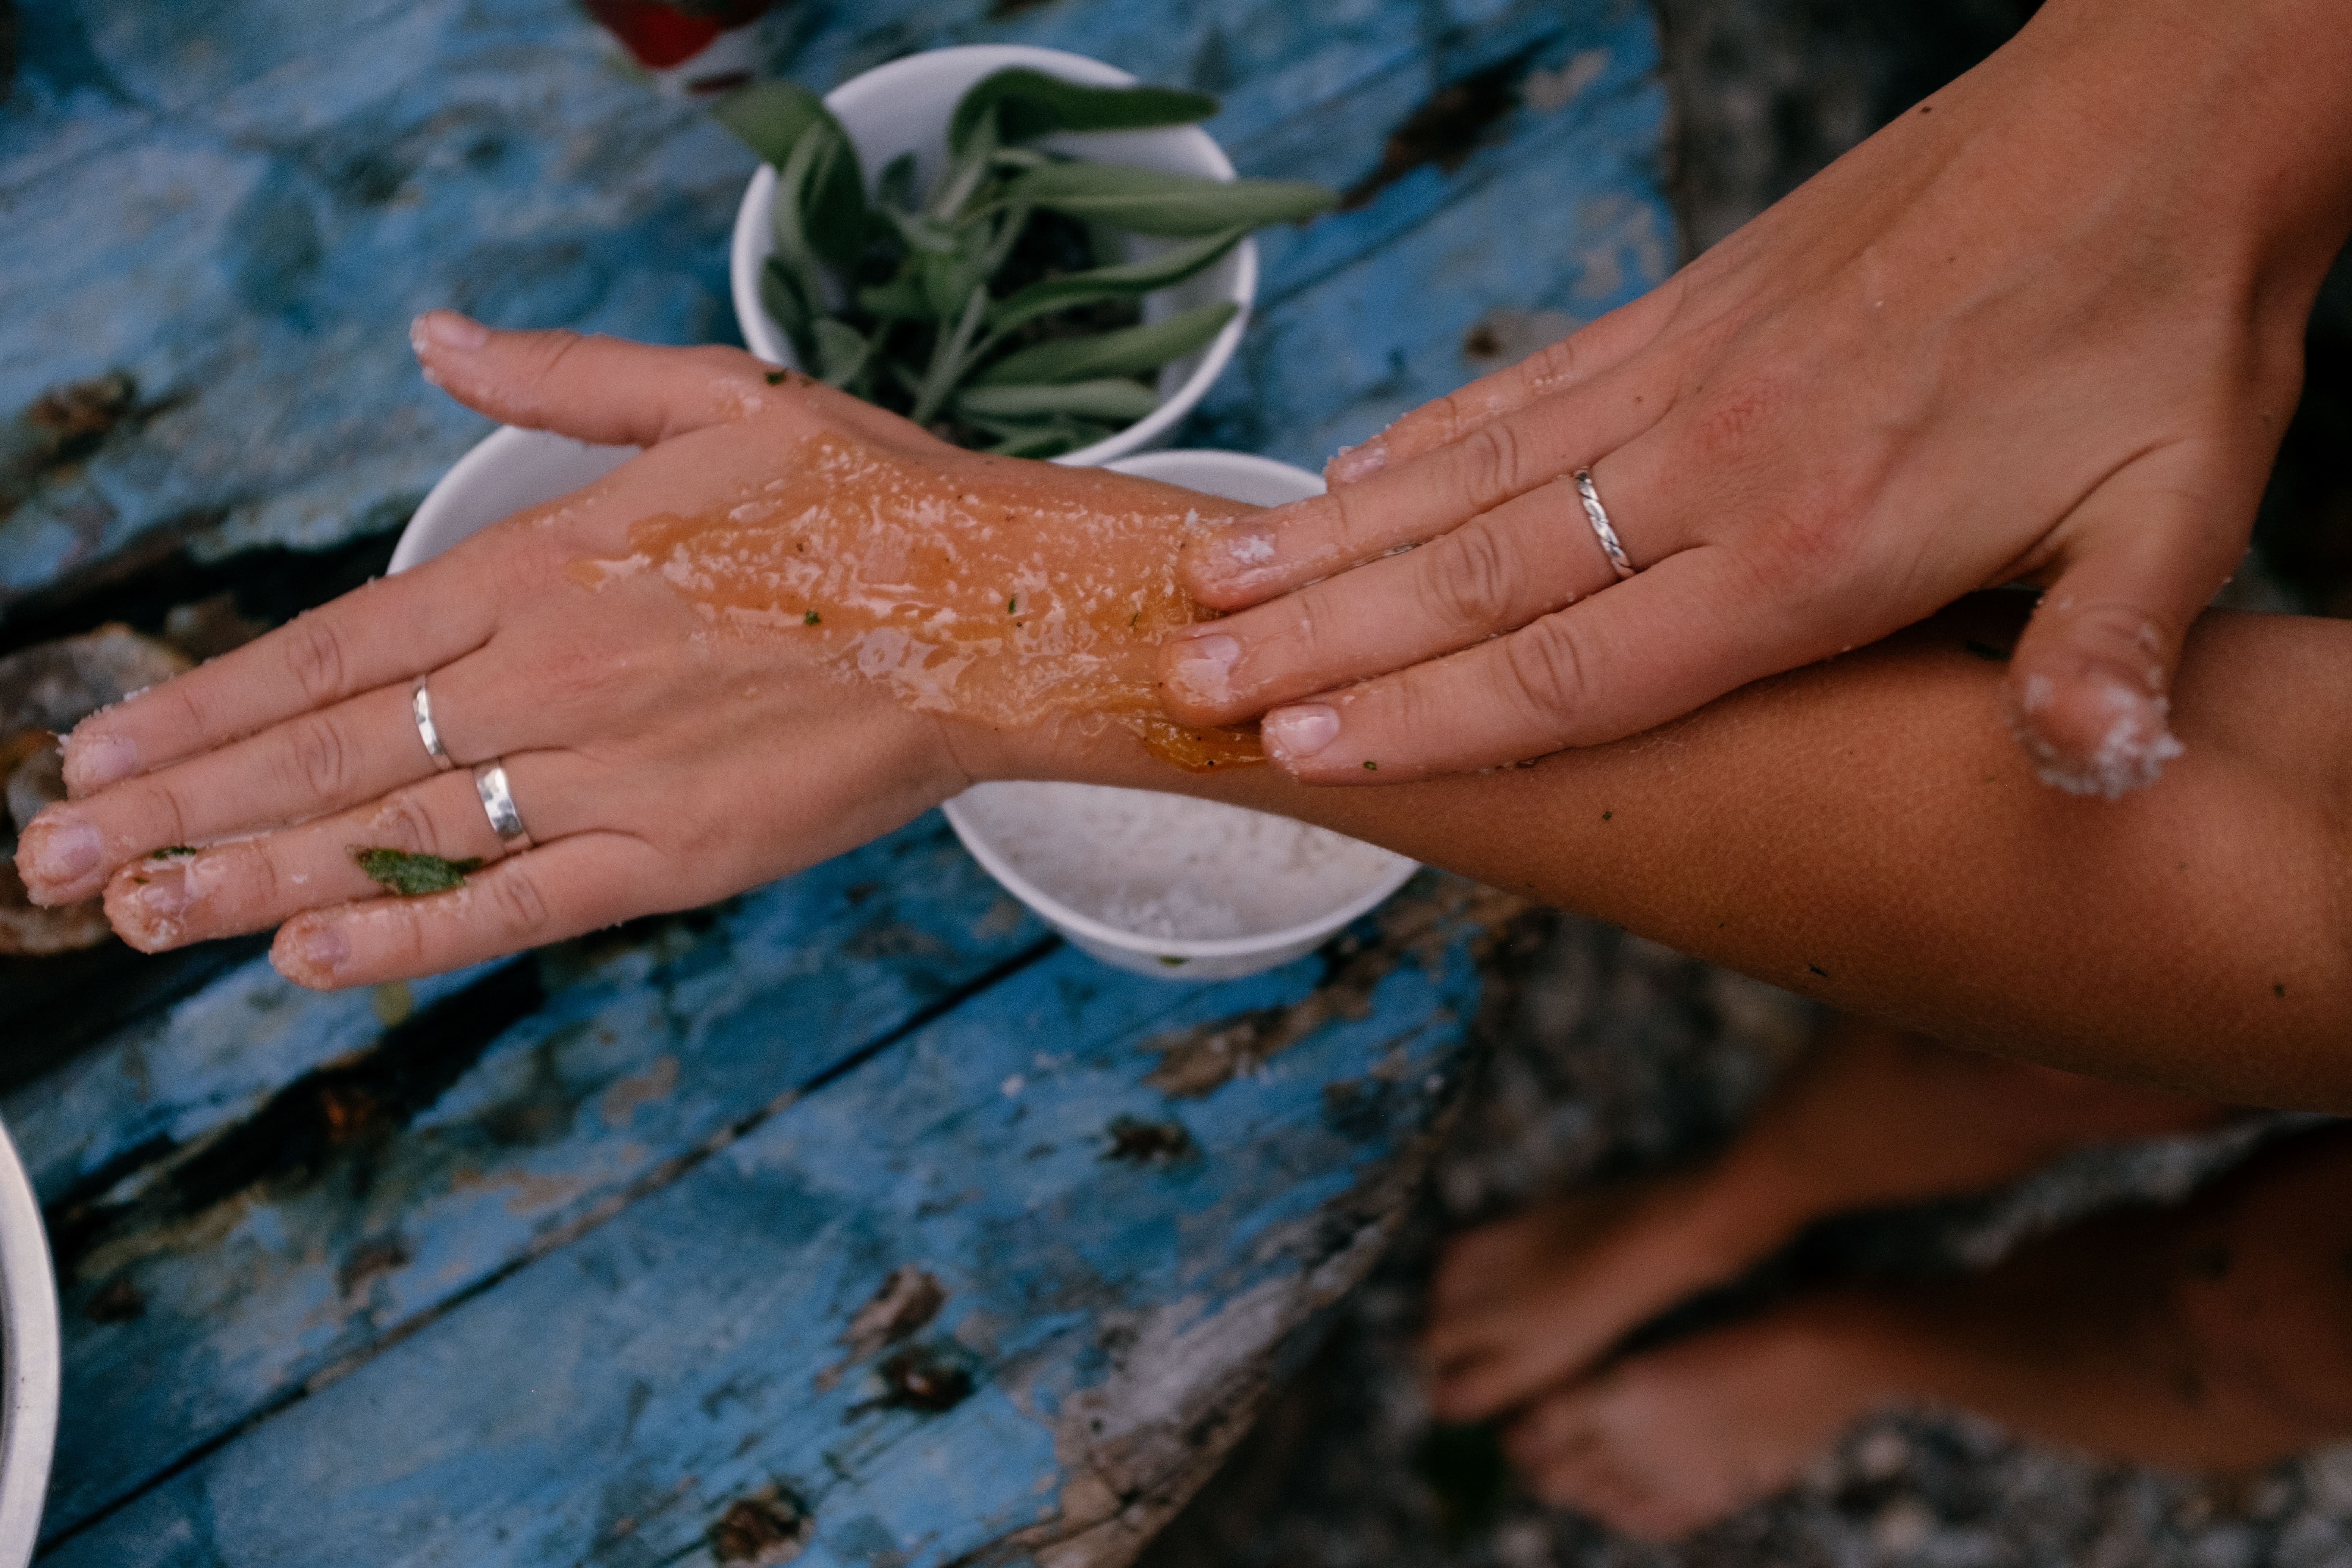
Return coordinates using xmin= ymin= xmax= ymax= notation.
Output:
xmin=584 ymin=0 xmax=775 ymax=71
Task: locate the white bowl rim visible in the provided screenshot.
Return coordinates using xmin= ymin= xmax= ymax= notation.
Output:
xmin=726 ymin=42 xmax=1257 ymax=468
xmin=0 ymin=1117 xmax=58 ymax=1568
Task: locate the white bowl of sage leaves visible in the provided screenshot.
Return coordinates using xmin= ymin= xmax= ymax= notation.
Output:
xmin=724 ymin=44 xmax=1336 ymax=464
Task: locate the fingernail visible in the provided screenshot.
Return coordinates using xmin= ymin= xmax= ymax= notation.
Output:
xmin=272 ymin=918 xmax=349 ymax=987
xmin=131 ymin=861 xmax=192 ymax=919
xmin=63 ymin=731 xmax=139 ymax=794
xmin=416 ymin=310 xmax=488 ymax=352
xmin=1262 ymin=704 xmax=1340 ymax=762
xmin=17 ymin=810 xmax=101 ymax=898
xmin=1165 ymin=633 xmax=1241 ymax=705
xmin=2008 ymin=673 xmax=2183 ymax=800
xmin=1326 ymin=437 xmax=1387 ymax=485
xmin=1199 ymin=523 xmax=1279 ymax=583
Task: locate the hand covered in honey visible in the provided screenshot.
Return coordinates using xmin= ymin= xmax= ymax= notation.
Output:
xmin=12 ymin=320 xmax=1249 ymax=987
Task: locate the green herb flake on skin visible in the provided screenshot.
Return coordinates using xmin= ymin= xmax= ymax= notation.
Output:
xmin=1007 ymin=596 xmax=1019 ymax=615
xmin=1601 ymin=809 xmax=1612 ymax=820
xmin=350 ymin=846 xmax=484 ymax=897
xmin=1363 ymin=760 xmax=1378 ymax=771
xmin=804 ymin=609 xmax=821 ymax=626
xmin=151 ymin=846 xmax=197 ymax=859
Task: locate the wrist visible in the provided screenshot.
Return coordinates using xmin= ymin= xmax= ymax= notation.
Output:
xmin=2013 ymin=0 xmax=2352 ymax=305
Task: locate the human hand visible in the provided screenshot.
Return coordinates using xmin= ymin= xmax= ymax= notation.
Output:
xmin=1156 ymin=0 xmax=2352 ymax=791
xmin=8 ymin=321 xmax=1095 ymax=987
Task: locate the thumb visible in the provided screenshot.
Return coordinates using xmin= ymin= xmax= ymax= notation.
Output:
xmin=2004 ymin=450 xmax=2250 ymax=800
xmin=408 ymin=310 xmax=782 ymax=447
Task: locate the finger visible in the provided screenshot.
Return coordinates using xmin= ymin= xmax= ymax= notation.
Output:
xmin=51 ymin=559 xmax=503 ymax=799
xmin=1159 ymin=472 xmax=1623 ymax=725
xmin=270 ymin=830 xmax=666 ymax=989
xmin=2004 ymin=448 xmax=2246 ymax=800
xmin=100 ymin=756 xmax=546 ymax=953
xmin=1256 ymin=546 xmax=1797 ymax=782
xmin=30 ymin=653 xmax=545 ymax=904
xmin=410 ymin=312 xmax=781 ymax=446
xmin=1180 ymin=358 xmax=1675 ymax=609
xmin=1325 ymin=282 xmax=1683 ymax=485
xmin=410 ymin=314 xmax=927 ymax=454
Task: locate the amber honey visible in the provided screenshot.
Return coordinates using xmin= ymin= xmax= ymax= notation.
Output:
xmin=571 ymin=432 xmax=1264 ymax=771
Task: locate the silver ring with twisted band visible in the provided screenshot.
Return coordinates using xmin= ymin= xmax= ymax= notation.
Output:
xmin=412 ymin=677 xmax=455 ymax=771
xmin=1573 ymin=468 xmax=1637 ymax=582
xmin=473 ymin=761 xmax=534 ymax=853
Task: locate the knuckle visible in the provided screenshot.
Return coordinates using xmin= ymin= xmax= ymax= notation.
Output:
xmin=370 ymin=789 xmax=448 ymax=858
xmin=1454 ymin=419 xmax=1531 ymax=511
xmin=281 ymin=614 xmax=350 ymax=705
xmin=485 ymin=864 xmax=552 ymax=936
xmin=1501 ymin=616 xmax=1593 ymax=729
xmin=1418 ymin=524 xmax=1519 ymax=634
xmin=1686 ymin=374 xmax=1788 ymax=462
xmin=287 ymin=713 xmax=356 ymax=800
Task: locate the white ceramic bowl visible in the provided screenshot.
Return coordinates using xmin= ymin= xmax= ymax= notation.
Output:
xmin=389 ymin=426 xmax=634 ymax=574
xmin=940 ymin=450 xmax=1417 ymax=981
xmin=728 ymin=44 xmax=1256 ymax=468
xmin=0 ymin=1118 xmax=59 ymax=1568
xmin=394 ymin=433 xmax=1415 ymax=982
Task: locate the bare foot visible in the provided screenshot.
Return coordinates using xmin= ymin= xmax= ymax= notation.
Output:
xmin=1501 ymin=1296 xmax=1895 ymax=1540
xmin=1424 ymin=1163 xmax=1770 ymax=1423
xmin=1424 ymin=1016 xmax=2230 ymax=1424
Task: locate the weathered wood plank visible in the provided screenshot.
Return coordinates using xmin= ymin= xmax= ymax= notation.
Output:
xmin=0 ymin=0 xmax=1667 ymax=611
xmin=47 ymin=878 xmax=1513 ymax=1568
xmin=33 ymin=817 xmax=1050 ymax=1537
xmin=1185 ymin=16 xmax=1672 ymax=468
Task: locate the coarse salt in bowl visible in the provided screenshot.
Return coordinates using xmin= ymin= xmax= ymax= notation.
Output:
xmin=940 ymin=450 xmax=1418 ymax=980
xmin=727 ymin=44 xmax=1257 ymax=468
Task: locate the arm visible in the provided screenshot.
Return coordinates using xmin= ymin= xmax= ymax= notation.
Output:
xmin=1125 ymin=600 xmax=2352 ymax=1106
xmin=20 ymin=331 xmax=2350 ymax=1110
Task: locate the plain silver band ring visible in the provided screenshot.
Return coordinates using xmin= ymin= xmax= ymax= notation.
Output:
xmin=1573 ymin=468 xmax=1637 ymax=582
xmin=412 ymin=677 xmax=455 ymax=771
xmin=473 ymin=760 xmax=533 ymax=853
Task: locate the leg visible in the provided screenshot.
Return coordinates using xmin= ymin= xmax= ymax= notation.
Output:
xmin=1425 ymin=1013 xmax=2231 ymax=1421
xmin=1509 ymin=1121 xmax=2352 ymax=1539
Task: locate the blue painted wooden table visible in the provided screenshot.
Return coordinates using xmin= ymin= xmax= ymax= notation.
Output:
xmin=0 ymin=2 xmax=1673 ymax=1562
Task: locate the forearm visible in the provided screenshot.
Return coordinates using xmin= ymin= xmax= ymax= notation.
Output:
xmin=1035 ymin=599 xmax=2352 ymax=1107
xmin=1989 ymin=0 xmax=2352 ymax=302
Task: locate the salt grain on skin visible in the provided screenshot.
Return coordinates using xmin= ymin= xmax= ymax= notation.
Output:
xmin=2008 ymin=673 xmax=2183 ymax=800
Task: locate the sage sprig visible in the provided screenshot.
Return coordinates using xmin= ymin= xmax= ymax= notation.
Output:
xmin=720 ymin=69 xmax=1338 ymax=457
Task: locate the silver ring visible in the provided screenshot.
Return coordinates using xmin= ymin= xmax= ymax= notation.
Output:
xmin=472 ymin=760 xmax=533 ymax=852
xmin=1573 ymin=468 xmax=1637 ymax=581
xmin=412 ymin=677 xmax=454 ymax=771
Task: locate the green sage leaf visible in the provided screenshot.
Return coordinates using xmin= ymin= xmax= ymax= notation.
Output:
xmin=971 ymin=417 xmax=1114 ymax=459
xmin=713 ymin=80 xmax=830 ymax=167
xmin=723 ymin=82 xmax=868 ymax=268
xmin=771 ymin=114 xmax=867 ymax=270
xmin=858 ymin=273 xmax=934 ymax=320
xmin=975 ymin=299 xmax=1239 ymax=385
xmin=985 ymin=226 xmax=1246 ymax=334
xmin=877 ymin=150 xmax=920 ymax=213
xmin=949 ymin=69 xmax=1218 ymax=154
xmin=761 ymin=257 xmax=814 ymax=360
xmin=998 ymin=162 xmax=1336 ymax=236
xmin=350 ymin=845 xmax=483 ymax=897
xmin=956 ymin=379 xmax=1162 ymax=421
xmin=812 ymin=318 xmax=873 ymax=388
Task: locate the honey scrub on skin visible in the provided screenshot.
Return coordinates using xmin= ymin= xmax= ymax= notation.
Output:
xmin=570 ymin=433 xmax=1264 ymax=770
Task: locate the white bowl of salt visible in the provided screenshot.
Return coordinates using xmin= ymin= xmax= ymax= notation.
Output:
xmin=940 ymin=449 xmax=1417 ymax=980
